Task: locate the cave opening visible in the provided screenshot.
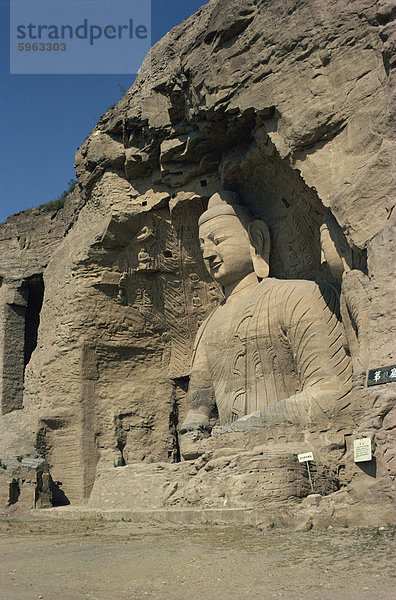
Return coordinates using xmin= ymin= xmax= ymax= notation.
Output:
xmin=23 ymin=274 xmax=44 ymax=368
xmin=8 ymin=479 xmax=20 ymax=505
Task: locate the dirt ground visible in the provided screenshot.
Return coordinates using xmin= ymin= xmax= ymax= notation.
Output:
xmin=0 ymin=511 xmax=394 ymax=600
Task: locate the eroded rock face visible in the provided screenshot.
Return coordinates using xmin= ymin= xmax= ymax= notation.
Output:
xmin=0 ymin=190 xmax=81 ymax=449
xmin=0 ymin=0 xmax=394 ymax=520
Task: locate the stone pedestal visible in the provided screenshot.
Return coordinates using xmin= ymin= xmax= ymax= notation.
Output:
xmin=88 ymin=448 xmax=332 ymax=511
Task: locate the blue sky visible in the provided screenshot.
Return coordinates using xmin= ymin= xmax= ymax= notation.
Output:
xmin=0 ymin=0 xmax=209 ymax=223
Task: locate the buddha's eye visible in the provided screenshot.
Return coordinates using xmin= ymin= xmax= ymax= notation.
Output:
xmin=213 ymin=238 xmax=222 ymax=245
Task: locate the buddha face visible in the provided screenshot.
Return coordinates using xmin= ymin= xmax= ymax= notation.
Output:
xmin=199 ymin=215 xmax=254 ymax=288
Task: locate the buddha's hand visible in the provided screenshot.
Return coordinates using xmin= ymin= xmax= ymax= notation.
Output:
xmin=179 ymin=412 xmax=211 ymax=435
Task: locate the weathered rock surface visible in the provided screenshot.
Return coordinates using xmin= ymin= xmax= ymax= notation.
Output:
xmin=89 ymin=449 xmax=318 ymax=511
xmin=0 ymin=456 xmax=51 ymax=509
xmin=0 ymin=0 xmax=394 ymax=523
xmin=0 ymin=189 xmax=81 ymax=426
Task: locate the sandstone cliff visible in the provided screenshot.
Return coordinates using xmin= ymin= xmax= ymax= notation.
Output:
xmin=0 ymin=0 xmax=394 ymax=520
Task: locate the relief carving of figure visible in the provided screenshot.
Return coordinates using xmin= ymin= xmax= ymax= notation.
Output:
xmin=137 ymin=247 xmax=153 ymax=271
xmin=179 ymin=191 xmax=352 ymax=439
xmin=320 ymin=212 xmax=370 ymax=387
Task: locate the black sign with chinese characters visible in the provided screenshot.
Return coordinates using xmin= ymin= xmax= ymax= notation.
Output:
xmin=367 ymin=365 xmax=396 ymax=386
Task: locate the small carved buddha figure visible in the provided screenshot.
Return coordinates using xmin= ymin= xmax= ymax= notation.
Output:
xmin=137 ymin=247 xmax=152 ymax=270
xmin=179 ymin=191 xmax=352 ymax=436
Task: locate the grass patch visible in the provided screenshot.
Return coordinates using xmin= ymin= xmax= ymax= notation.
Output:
xmin=38 ymin=178 xmax=77 ymax=213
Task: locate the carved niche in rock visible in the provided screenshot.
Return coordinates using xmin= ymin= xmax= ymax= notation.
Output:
xmin=179 ymin=191 xmax=353 ymax=454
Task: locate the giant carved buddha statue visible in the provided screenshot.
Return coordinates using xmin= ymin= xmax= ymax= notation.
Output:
xmin=179 ymin=191 xmax=352 ymax=437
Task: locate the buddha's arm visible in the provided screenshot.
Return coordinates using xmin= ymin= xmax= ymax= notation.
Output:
xmin=179 ymin=333 xmax=215 ymax=434
xmin=232 ymin=281 xmax=352 ymax=430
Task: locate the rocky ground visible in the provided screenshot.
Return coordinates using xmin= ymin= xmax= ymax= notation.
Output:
xmin=0 ymin=509 xmax=394 ymax=600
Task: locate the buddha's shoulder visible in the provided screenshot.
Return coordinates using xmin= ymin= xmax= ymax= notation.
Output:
xmin=257 ymin=278 xmax=337 ymax=299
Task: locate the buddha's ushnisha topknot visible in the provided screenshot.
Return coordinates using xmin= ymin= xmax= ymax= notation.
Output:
xmin=198 ymin=190 xmax=253 ymax=229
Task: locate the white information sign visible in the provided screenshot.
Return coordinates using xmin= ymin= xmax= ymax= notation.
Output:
xmin=297 ymin=452 xmax=314 ymax=463
xmin=354 ymin=438 xmax=372 ymax=463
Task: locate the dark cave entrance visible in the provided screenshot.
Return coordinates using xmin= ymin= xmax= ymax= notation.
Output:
xmin=23 ymin=274 xmax=44 ymax=368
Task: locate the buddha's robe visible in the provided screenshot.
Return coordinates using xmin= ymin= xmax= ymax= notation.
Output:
xmin=188 ymin=278 xmax=352 ymax=427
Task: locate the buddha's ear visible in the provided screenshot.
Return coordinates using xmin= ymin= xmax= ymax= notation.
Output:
xmin=248 ymin=220 xmax=270 ymax=279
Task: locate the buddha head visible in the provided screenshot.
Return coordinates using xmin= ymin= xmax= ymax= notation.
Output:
xmin=198 ymin=190 xmax=270 ymax=289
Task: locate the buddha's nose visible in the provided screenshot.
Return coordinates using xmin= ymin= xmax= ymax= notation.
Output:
xmin=202 ymin=241 xmax=216 ymax=260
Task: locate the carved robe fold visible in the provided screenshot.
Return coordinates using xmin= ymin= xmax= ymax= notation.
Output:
xmin=188 ymin=278 xmax=352 ymax=426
